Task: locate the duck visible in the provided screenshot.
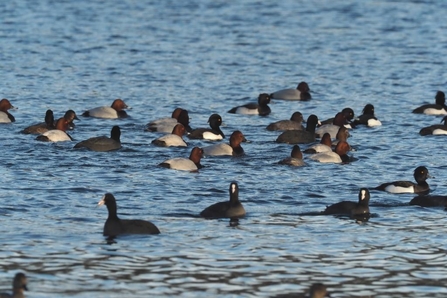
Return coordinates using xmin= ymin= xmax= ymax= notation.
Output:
xmin=278 ymin=145 xmax=306 ymax=166
xmin=188 ymin=114 xmax=225 ymax=140
xmin=373 ymin=166 xmax=431 ymax=194
xmin=98 ymin=193 xmax=160 ymax=237
xmin=152 ymin=124 xmax=187 ymax=147
xmin=148 ymin=108 xmax=183 ymax=126
xmin=315 ymin=112 xmax=350 ymax=138
xmin=304 ymin=133 xmax=332 ymax=154
xmin=63 ymin=109 xmax=79 ymax=129
xmin=331 ymin=126 xmax=351 ymax=148
xmin=412 ymin=91 xmax=447 ymax=115
xmin=200 ymin=182 xmax=246 ymax=219
xmin=0 ymin=272 xmax=28 ymax=298
xmin=82 ymin=99 xmax=129 ymax=119
xmin=202 ymin=130 xmax=246 ymax=156
xmin=270 ymin=81 xmax=311 ymax=101
xmin=21 ymin=109 xmax=55 ymax=134
xmin=74 ymin=126 xmax=121 ymax=152
xmin=159 ymin=147 xmax=204 ymax=172
xmin=351 ymin=104 xmax=382 ymax=127
xmin=22 ymin=109 xmax=79 ymax=134
xmin=146 ymin=108 xmax=192 ymax=133
xmin=266 ymin=111 xmax=305 ymax=131
xmin=276 ymin=114 xmax=319 ymax=144
xmin=409 ymin=195 xmax=447 ymax=207
xmin=322 ymin=188 xmax=370 ymax=216
xmin=35 ymin=117 xmax=73 ymax=142
xmin=419 ymin=116 xmax=447 ymax=136
xmin=0 ymin=98 xmax=16 ymax=123
xmin=228 ymin=93 xmax=271 ymax=116
xmin=310 ymin=140 xmax=351 ymax=163
xmin=307 ymin=283 xmax=331 ymax=298
xmin=320 ymin=107 xmax=354 ymax=125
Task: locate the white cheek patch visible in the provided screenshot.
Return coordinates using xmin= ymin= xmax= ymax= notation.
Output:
xmin=231 ymin=184 xmax=237 ymax=193
xmin=385 ymin=185 xmax=414 ymax=194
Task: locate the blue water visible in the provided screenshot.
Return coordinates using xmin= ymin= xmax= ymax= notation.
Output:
xmin=1 ymin=0 xmax=447 ymax=297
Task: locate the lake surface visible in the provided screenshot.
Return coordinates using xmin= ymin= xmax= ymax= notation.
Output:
xmin=1 ymin=0 xmax=447 ymax=297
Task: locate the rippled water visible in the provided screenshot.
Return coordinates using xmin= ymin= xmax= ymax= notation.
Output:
xmin=1 ymin=0 xmax=447 ymax=297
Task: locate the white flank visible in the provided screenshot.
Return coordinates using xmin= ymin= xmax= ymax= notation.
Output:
xmin=202 ymin=131 xmax=223 ymax=140
xmin=236 ymin=107 xmax=259 ymax=115
xmin=164 ymin=158 xmax=197 ymax=171
xmin=384 ymin=185 xmax=414 ymax=193
xmin=423 ymin=108 xmax=447 ymax=115
xmin=88 ymin=106 xmax=118 ymax=119
xmin=155 ymin=134 xmax=187 ymax=147
xmin=368 ymin=119 xmax=382 ymax=127
xmin=203 ymin=143 xmax=233 ymax=156
xmin=272 ymin=89 xmax=301 ymax=100
xmin=310 ymin=152 xmax=342 ymax=164
xmin=307 ymin=144 xmax=332 ymax=153
xmin=432 ymin=129 xmax=447 ymax=135
xmin=41 ymin=130 xmax=71 ymax=142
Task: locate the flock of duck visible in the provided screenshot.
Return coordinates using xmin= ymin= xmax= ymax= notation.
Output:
xmin=1 ymin=82 xmax=447 ymax=297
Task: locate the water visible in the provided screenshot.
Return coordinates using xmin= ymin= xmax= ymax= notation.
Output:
xmin=1 ymin=0 xmax=447 ymax=297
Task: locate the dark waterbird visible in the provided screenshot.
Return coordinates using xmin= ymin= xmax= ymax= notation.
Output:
xmin=188 ymin=113 xmax=225 ymax=140
xmin=200 ymin=182 xmax=246 ymax=219
xmin=322 ymin=188 xmax=370 ymax=217
xmin=98 ymin=193 xmax=160 ymax=237
xmin=373 ymin=166 xmax=431 ymax=195
xmin=276 ymin=114 xmax=319 ymax=144
xmin=21 ymin=109 xmax=55 ymax=134
xmin=74 ymin=125 xmax=121 ymax=152
xmin=419 ymin=116 xmax=447 ymax=136
xmin=351 ymin=104 xmax=381 ymax=127
xmin=0 ymin=272 xmax=28 ymax=298
xmin=412 ymin=91 xmax=447 ymax=115
xmin=266 ymin=111 xmax=305 ymax=131
xmin=409 ymin=195 xmax=447 ymax=207
xmin=320 ymin=107 xmax=354 ymax=125
xmin=228 ymin=93 xmax=271 ymax=116
xmin=274 ymin=282 xmax=331 ymax=298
